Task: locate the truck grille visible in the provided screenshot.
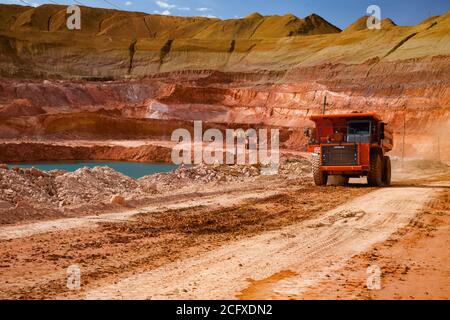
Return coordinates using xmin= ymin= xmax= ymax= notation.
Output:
xmin=321 ymin=145 xmax=358 ymax=166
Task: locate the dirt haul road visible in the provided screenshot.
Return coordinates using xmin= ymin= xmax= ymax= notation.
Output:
xmin=0 ymin=171 xmax=448 ymax=300
xmin=86 ymin=185 xmax=442 ymax=299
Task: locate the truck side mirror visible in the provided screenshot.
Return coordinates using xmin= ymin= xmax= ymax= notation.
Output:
xmin=380 ymin=122 xmax=385 ymax=140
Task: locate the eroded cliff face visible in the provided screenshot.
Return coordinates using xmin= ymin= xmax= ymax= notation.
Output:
xmin=0 ymin=4 xmax=449 ymax=162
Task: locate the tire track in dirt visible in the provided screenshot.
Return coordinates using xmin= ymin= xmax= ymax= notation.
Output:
xmin=86 ymin=185 xmax=441 ymax=300
xmin=297 ymin=185 xmax=450 ymax=300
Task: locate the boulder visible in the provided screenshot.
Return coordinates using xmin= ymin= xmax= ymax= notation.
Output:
xmin=110 ymin=195 xmax=126 ymax=206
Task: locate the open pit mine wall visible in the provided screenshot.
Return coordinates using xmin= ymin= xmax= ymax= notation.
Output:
xmin=0 ymin=5 xmax=449 ymax=162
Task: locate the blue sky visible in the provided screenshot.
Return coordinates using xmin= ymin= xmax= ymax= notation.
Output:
xmin=2 ymin=0 xmax=450 ymax=29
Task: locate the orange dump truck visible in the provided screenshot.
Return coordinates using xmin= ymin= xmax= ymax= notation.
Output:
xmin=305 ymin=113 xmax=394 ymax=187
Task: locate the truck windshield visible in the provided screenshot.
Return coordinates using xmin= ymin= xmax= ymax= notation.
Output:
xmin=347 ymin=121 xmax=371 ymax=143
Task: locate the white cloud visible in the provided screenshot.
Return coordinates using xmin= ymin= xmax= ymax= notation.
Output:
xmin=125 ymin=1 xmax=132 ymax=5
xmin=153 ymin=2 xmax=215 ymax=17
xmin=202 ymin=15 xmax=218 ymax=19
xmin=154 ymin=10 xmax=171 ymax=15
xmin=155 ymin=1 xmax=192 ymax=12
xmin=156 ymin=1 xmax=176 ymax=9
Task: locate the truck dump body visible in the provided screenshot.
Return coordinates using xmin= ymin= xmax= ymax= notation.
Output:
xmin=309 ymin=113 xmax=392 ymax=151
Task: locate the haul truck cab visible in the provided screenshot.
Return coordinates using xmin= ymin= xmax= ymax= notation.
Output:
xmin=305 ymin=113 xmax=394 ymax=187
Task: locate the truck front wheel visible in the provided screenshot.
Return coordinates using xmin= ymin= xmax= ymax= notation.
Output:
xmin=368 ymin=153 xmax=383 ymax=187
xmin=382 ymin=156 xmax=392 ymax=186
xmin=312 ymin=154 xmax=328 ymax=186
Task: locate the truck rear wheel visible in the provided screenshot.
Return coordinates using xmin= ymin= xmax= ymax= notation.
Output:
xmin=312 ymin=154 xmax=328 ymax=186
xmin=368 ymin=153 xmax=383 ymax=187
xmin=382 ymin=156 xmax=392 ymax=186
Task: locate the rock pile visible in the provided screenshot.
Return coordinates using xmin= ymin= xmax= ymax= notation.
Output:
xmin=0 ymin=167 xmax=57 ymax=205
xmin=54 ymin=167 xmax=141 ymax=207
xmin=139 ymin=159 xmax=311 ymax=189
xmin=175 ymin=164 xmax=261 ymax=182
xmin=140 ymin=163 xmax=261 ymax=189
xmin=279 ymin=159 xmax=312 ymax=175
xmin=0 ymin=158 xmax=312 ymax=224
xmin=0 ymin=166 xmax=145 ymax=212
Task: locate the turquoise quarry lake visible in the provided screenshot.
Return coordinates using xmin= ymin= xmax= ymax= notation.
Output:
xmin=8 ymin=161 xmax=178 ymax=179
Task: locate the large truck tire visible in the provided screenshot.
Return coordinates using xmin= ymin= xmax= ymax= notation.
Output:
xmin=368 ymin=152 xmax=383 ymax=187
xmin=382 ymin=156 xmax=392 ymax=186
xmin=312 ymin=154 xmax=328 ymax=186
